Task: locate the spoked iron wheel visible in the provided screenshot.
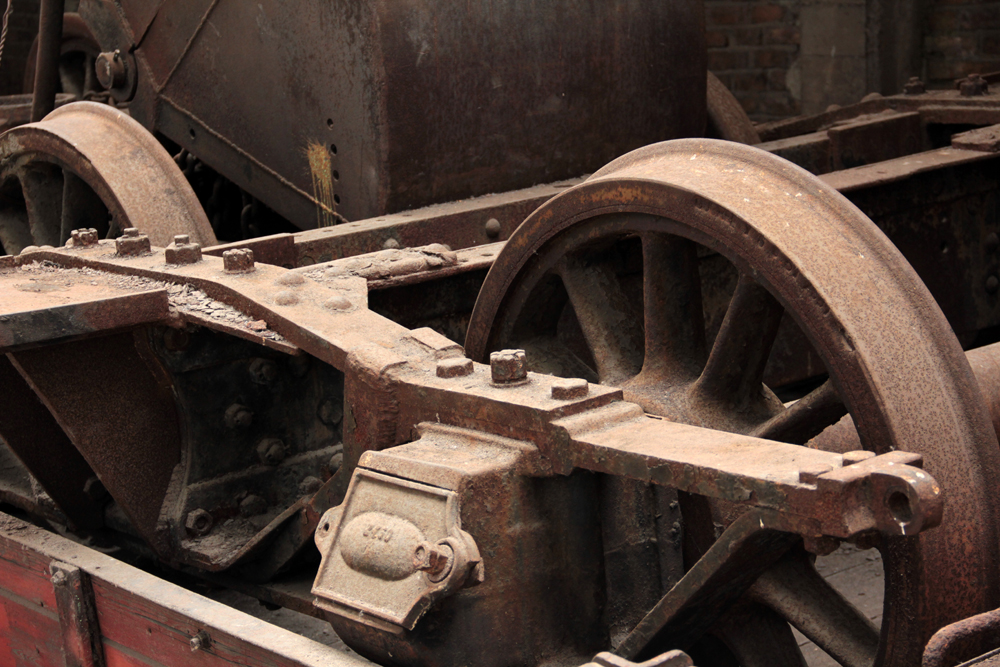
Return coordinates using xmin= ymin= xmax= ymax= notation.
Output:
xmin=0 ymin=101 xmax=216 ymax=255
xmin=466 ymin=139 xmax=1000 ymax=667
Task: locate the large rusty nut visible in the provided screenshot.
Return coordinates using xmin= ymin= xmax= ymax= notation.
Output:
xmin=165 ymin=234 xmax=202 ymax=264
xmin=115 ymin=227 xmax=150 ymax=256
xmin=903 ymin=76 xmax=926 ymax=95
xmin=960 ymin=73 xmax=988 ymax=96
xmin=185 ymin=509 xmax=214 ymax=536
xmin=490 ymin=349 xmax=528 ymax=385
xmin=95 ymin=50 xmax=127 ymax=90
xmin=223 ymin=248 xmax=255 ymax=273
xmin=256 ymin=438 xmax=287 ymax=465
xmin=69 ymin=228 xmax=99 ymax=247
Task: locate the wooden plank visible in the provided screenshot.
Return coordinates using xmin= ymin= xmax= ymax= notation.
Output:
xmin=0 ymin=513 xmax=369 ymax=667
xmin=51 ymin=562 xmax=105 ymax=667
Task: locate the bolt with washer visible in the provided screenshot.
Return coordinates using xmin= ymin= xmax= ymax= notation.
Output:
xmin=490 ymin=349 xmax=528 ymax=385
xmin=115 ymin=227 xmax=150 ymax=256
xmin=165 ymin=234 xmax=202 ymax=264
xmin=70 ymin=228 xmax=99 ymax=247
xmin=903 ymin=77 xmax=926 ymax=95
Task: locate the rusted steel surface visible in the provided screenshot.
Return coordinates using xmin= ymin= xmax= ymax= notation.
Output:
xmin=923 ymin=609 xmax=1000 ymax=667
xmin=465 ymin=139 xmax=1000 ymax=667
xmin=757 ymin=88 xmax=1000 ymax=144
xmin=0 ymin=101 xmax=216 ymax=255
xmin=3 ymin=119 xmax=1000 ymax=665
xmin=0 ymin=207 xmax=951 ymax=667
xmin=203 ymin=178 xmax=584 ymax=268
xmin=0 ymin=510 xmax=371 ymax=667
xmin=76 ymin=0 xmax=704 ymax=228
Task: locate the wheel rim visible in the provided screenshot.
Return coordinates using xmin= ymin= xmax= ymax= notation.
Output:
xmin=0 ymin=101 xmax=216 ymax=255
xmin=466 ymin=139 xmax=1000 ymax=667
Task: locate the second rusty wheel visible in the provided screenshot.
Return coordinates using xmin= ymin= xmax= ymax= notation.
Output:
xmin=466 ymin=139 xmax=1000 ymax=667
xmin=0 ymin=101 xmax=216 ymax=255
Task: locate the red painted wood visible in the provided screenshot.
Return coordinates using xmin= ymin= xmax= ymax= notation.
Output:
xmin=0 ymin=512 xmax=368 ymax=667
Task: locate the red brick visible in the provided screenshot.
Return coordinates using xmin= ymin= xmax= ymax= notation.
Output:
xmin=732 ymin=27 xmax=763 ymax=46
xmin=754 ymin=49 xmax=795 ymax=68
xmin=751 ymin=4 xmax=786 ymax=24
xmin=706 ymin=30 xmax=729 ymax=48
xmin=708 ymin=50 xmax=751 ymax=71
xmin=727 ymin=71 xmax=768 ymax=93
xmin=707 ymin=5 xmax=748 ymax=26
xmin=764 ymin=26 xmax=800 ymax=45
xmin=766 ymin=68 xmax=788 ymax=90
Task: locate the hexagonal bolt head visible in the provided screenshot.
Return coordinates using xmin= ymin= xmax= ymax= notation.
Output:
xmin=224 ymin=403 xmax=253 ymax=429
xmin=437 ymin=357 xmax=474 ymax=378
xmin=69 ymin=228 xmax=99 ymax=247
xmin=239 ymin=494 xmax=268 ymax=517
xmin=299 ymin=476 xmax=322 ymax=496
xmin=223 ymin=248 xmax=255 ymax=273
xmin=165 ymin=235 xmax=202 ymax=265
xmin=256 ymin=438 xmax=287 ymax=466
xmin=248 ymin=358 xmax=279 ymax=385
xmin=185 ymin=509 xmax=214 ymax=536
xmin=903 ymin=77 xmax=926 ymax=95
xmin=490 ymin=349 xmax=528 ymax=385
xmin=95 ymin=50 xmax=127 ymax=90
xmin=551 ymin=378 xmax=589 ymax=400
xmin=960 ymin=73 xmax=989 ymax=97
xmin=115 ymin=228 xmax=151 ymax=256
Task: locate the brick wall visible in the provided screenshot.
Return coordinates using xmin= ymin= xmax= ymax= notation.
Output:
xmin=706 ymin=1 xmax=803 ymax=122
xmin=925 ymin=0 xmax=1000 ymax=87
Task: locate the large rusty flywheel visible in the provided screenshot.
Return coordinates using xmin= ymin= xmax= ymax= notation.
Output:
xmin=466 ymin=139 xmax=1000 ymax=667
xmin=0 ymin=101 xmax=216 ymax=255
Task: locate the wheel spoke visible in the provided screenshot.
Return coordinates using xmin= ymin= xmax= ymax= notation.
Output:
xmin=557 ymin=255 xmax=643 ymax=384
xmin=692 ymin=273 xmax=784 ymax=407
xmin=751 ymin=380 xmax=847 ymax=444
xmin=20 ymin=165 xmax=64 ymax=247
xmin=61 ymin=170 xmax=109 ymax=244
xmin=716 ymin=602 xmax=807 ymax=667
xmin=750 ymin=550 xmax=880 ymax=667
xmin=640 ymin=232 xmax=706 ymax=382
